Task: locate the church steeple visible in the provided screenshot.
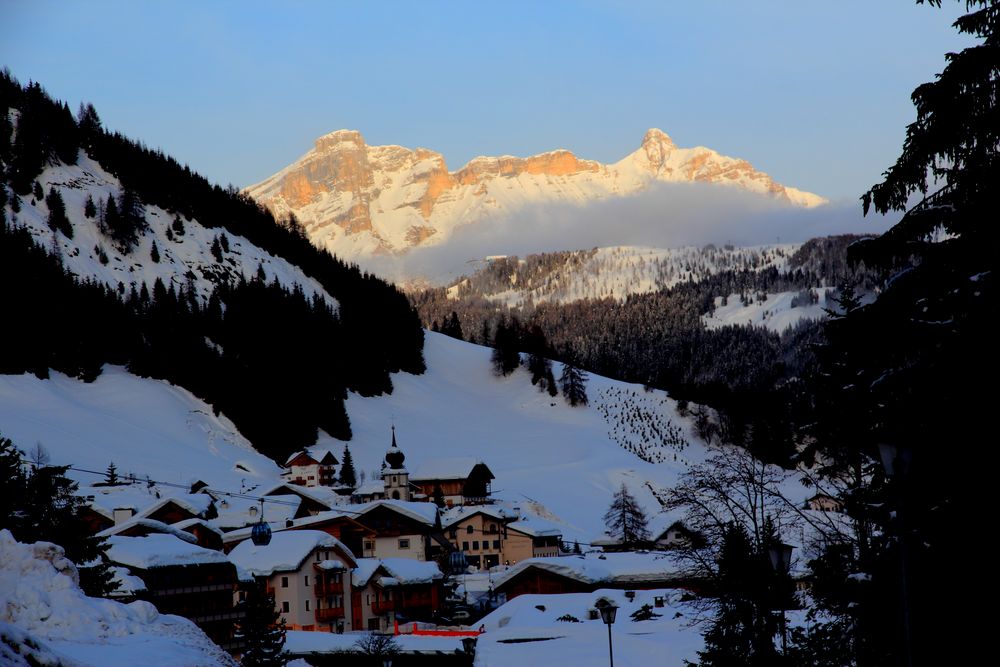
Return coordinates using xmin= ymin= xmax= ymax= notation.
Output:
xmin=385 ymin=425 xmax=406 ymax=470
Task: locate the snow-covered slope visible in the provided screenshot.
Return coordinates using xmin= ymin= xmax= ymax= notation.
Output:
xmin=11 ymin=154 xmax=333 ymax=305
xmin=323 ymin=332 xmax=716 ymax=541
xmin=0 ymin=530 xmax=236 ymax=667
xmin=703 ymin=289 xmax=832 ymax=333
xmin=246 ymin=128 xmax=827 ymax=259
xmin=446 ymin=243 xmax=802 ymax=307
xmin=0 ymin=367 xmax=282 ymax=491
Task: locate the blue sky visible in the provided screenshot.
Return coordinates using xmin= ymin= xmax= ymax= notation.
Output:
xmin=1 ymin=1 xmax=972 ymax=201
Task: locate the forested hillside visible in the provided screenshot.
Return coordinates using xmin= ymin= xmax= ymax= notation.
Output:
xmin=411 ymin=236 xmax=882 ymax=462
xmin=0 ymin=71 xmax=425 ymax=462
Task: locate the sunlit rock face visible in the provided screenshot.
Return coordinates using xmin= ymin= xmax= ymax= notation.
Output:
xmin=246 ymin=128 xmax=826 ymax=259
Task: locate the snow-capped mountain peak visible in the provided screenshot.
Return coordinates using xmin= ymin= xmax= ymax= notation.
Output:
xmin=245 ymin=129 xmax=827 ymax=260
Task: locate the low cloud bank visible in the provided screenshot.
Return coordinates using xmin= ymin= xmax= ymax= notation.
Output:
xmin=360 ymin=182 xmax=899 ymax=284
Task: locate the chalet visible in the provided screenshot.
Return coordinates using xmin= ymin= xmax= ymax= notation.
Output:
xmin=228 ymin=530 xmax=358 ymax=632
xmin=281 ymin=450 xmax=338 ymax=488
xmin=410 ymin=458 xmax=495 ymax=507
xmin=350 ymin=558 xmax=444 ymax=632
xmin=442 ymin=507 xmax=563 ymax=568
xmin=652 ymin=521 xmax=702 ymax=550
xmin=105 ymin=533 xmax=245 ymax=650
xmin=805 ymin=493 xmax=844 ymax=513
xmin=493 ymin=552 xmax=687 ymax=601
xmin=349 ymin=500 xmax=447 ymax=561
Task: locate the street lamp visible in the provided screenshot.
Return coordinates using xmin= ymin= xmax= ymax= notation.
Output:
xmin=595 ymin=597 xmax=618 ymax=667
xmin=767 ymin=542 xmax=794 ymax=654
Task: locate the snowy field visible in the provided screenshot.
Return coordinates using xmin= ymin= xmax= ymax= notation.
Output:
xmin=474 ymin=588 xmax=703 ymax=667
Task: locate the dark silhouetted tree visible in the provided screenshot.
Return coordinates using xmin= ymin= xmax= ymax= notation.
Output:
xmin=602 ymin=483 xmax=649 ymax=547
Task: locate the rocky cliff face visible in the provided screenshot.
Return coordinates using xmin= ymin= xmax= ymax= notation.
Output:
xmin=246 ymin=128 xmax=826 ymax=258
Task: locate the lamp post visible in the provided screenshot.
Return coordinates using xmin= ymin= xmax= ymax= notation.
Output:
xmin=767 ymin=542 xmax=794 ymax=655
xmin=877 ymin=442 xmax=914 ymax=667
xmin=596 ymin=598 xmax=618 ymax=667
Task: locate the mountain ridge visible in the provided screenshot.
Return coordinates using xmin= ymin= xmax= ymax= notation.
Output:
xmin=246 ymin=129 xmax=828 ymax=259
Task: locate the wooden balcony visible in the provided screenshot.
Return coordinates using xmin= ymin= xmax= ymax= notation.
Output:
xmin=315 ymin=606 xmax=345 ymax=622
xmin=314 ymin=580 xmax=344 ymax=596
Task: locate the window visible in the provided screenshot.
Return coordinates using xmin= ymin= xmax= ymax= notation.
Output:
xmin=281 ymin=576 xmax=289 ymax=588
xmin=305 ymin=600 xmax=310 ymax=611
xmin=304 ymin=575 xmax=309 ymax=586
xmin=493 ymin=540 xmax=500 ymax=550
xmin=467 ymin=525 xmax=474 ymax=534
xmin=462 ymin=541 xmax=469 ymax=551
xmin=281 ymin=600 xmax=289 ymax=613
xmin=472 ymin=541 xmax=479 ymax=550
xmin=364 ymin=540 xmax=375 ymax=551
xmin=489 ymin=523 xmax=498 ymax=533
xmin=449 ymin=528 xmax=457 ymax=538
xmin=398 ymin=538 xmax=410 ymax=549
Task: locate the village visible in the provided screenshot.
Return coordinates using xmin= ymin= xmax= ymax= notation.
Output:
xmin=71 ymin=426 xmax=770 ymax=663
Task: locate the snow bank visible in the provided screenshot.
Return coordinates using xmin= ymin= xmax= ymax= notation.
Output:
xmin=0 ymin=530 xmax=236 ymax=666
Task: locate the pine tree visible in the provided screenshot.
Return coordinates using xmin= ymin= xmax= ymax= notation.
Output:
xmin=104 ymin=461 xmax=120 ymax=486
xmin=45 ymin=187 xmax=72 ymax=238
xmin=149 ymin=240 xmax=160 ymax=263
xmin=559 ymin=359 xmax=588 ymax=407
xmin=234 ymin=584 xmax=288 ymax=667
xmin=83 ymin=194 xmax=96 ymax=219
xmin=490 ymin=321 xmax=520 ymax=376
xmin=806 ymin=3 xmax=998 ymax=665
xmin=602 ymin=483 xmax=649 ymax=547
xmin=211 ymin=236 xmax=223 ymax=262
xmin=339 ymin=445 xmax=357 ymax=488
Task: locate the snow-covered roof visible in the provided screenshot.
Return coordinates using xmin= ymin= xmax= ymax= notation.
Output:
xmin=136 ymin=494 xmax=214 ymax=520
xmin=98 ymin=517 xmax=198 ymax=543
xmin=379 ymin=558 xmax=443 ymax=585
xmin=351 ymin=559 xmax=382 ymax=588
xmin=260 ymin=482 xmax=335 ymax=509
xmin=493 ymin=552 xmax=680 ymax=589
xmin=353 ymin=480 xmax=385 ymax=496
xmin=410 ymin=458 xmax=492 ymax=482
xmin=506 ymin=518 xmax=563 ymax=538
xmin=351 ymin=557 xmax=442 ymax=588
xmin=105 ymin=534 xmax=231 ymax=570
xmin=348 ymin=499 xmax=439 ymax=526
xmin=172 ymin=517 xmax=224 ymax=537
xmin=227 ymin=530 xmax=356 ymax=577
xmin=284 ymin=450 xmax=317 ymax=466
xmin=441 ymin=505 xmax=512 ymax=528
